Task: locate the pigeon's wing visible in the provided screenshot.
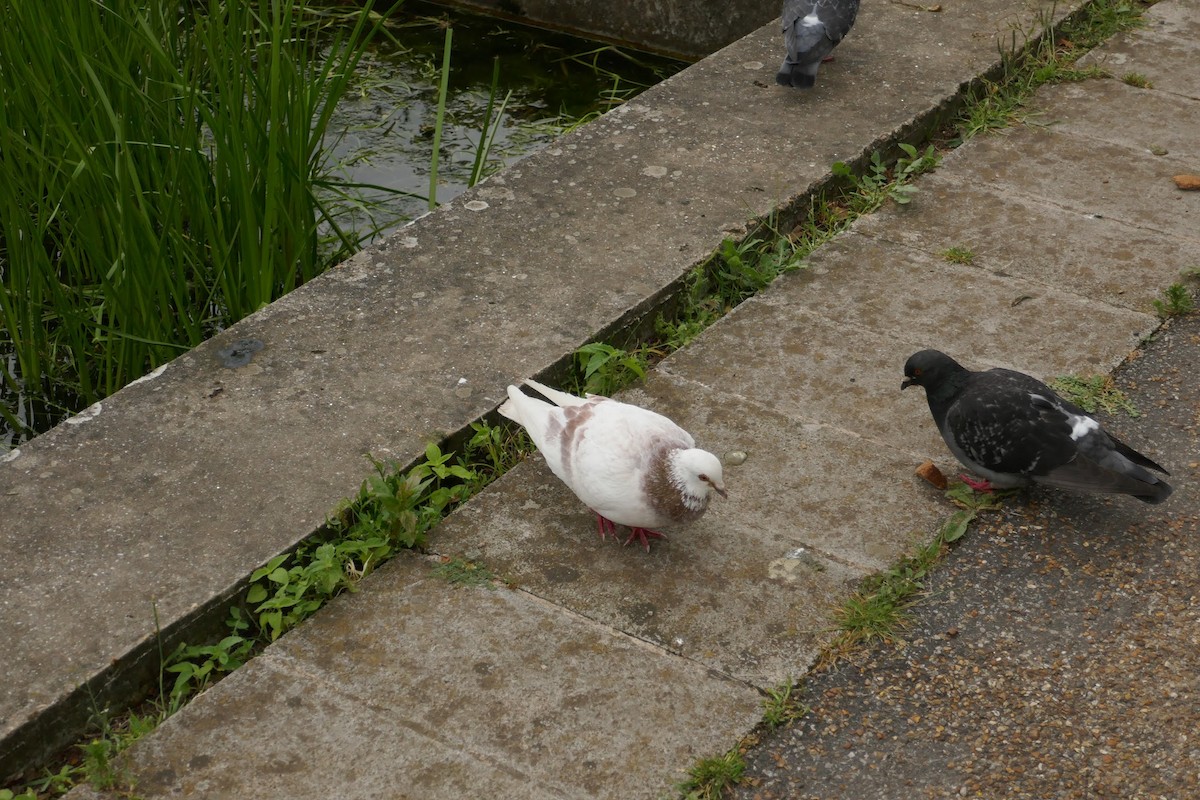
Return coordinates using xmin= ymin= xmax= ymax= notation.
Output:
xmin=814 ymin=0 xmax=860 ymax=43
xmin=499 ymin=384 xmax=602 ymax=480
xmin=562 ymin=401 xmax=694 ymax=521
xmin=781 ymin=0 xmax=832 ymax=63
xmin=522 ymin=378 xmax=594 ymax=408
xmin=942 ymin=369 xmax=1081 ymax=477
xmin=1037 ymin=400 xmax=1172 ymax=502
xmin=950 ymin=370 xmax=1172 ymax=503
xmin=781 ymin=0 xmax=816 ymax=33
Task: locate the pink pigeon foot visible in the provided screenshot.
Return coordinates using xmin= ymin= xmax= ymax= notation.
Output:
xmin=821 ymin=55 xmax=836 ymax=63
xmin=959 ymin=474 xmax=995 ymax=493
xmin=594 ymin=512 xmax=618 ymax=541
xmin=622 ymin=527 xmax=667 ymax=553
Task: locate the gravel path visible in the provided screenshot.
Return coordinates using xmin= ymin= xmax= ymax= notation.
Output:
xmin=734 ymin=314 xmax=1200 ymax=799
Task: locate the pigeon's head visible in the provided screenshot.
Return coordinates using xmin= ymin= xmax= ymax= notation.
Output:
xmin=901 ymin=349 xmax=964 ymax=392
xmin=672 ymin=448 xmax=728 ymax=505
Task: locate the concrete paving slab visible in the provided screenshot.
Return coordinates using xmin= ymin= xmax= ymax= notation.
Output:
xmin=852 ymin=171 xmax=1196 ymax=314
xmin=621 ymin=375 xmax=949 ymax=571
xmin=757 ymin=231 xmax=1153 ymax=411
xmin=1030 ymin=78 xmax=1200 ymax=159
xmin=90 ymin=554 xmax=763 ymax=799
xmin=939 ymin=124 xmax=1200 ymax=240
xmin=1078 ymin=0 xmax=1200 ymax=101
xmin=658 ymin=297 xmax=946 ymax=461
xmin=434 ymin=372 xmax=948 ymax=688
xmin=122 ymin=659 xmax=553 ymax=800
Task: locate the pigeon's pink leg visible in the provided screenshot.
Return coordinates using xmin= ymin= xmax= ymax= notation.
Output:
xmin=821 ymin=56 xmax=836 ymax=63
xmin=594 ymin=512 xmax=618 ymax=541
xmin=623 ymin=527 xmax=667 ymax=553
xmin=959 ymin=474 xmax=995 ymax=493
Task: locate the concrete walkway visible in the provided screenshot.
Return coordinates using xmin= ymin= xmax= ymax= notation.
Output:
xmin=2 ymin=0 xmax=1067 ymax=781
xmin=5 ymin=0 xmax=1196 ymax=797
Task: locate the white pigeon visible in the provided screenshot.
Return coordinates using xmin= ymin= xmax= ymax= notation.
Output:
xmin=498 ymin=379 xmax=727 ymax=551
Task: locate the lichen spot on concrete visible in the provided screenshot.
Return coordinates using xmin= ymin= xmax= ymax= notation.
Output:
xmin=741 ymin=61 xmax=764 ymax=70
xmin=768 ymin=547 xmax=821 ymax=583
xmin=128 ymin=363 xmax=170 ymax=388
xmin=613 ymin=187 xmax=637 ymax=199
xmin=641 ymin=166 xmax=668 ymax=178
xmin=464 ymin=200 xmax=489 ymax=212
xmin=65 ymin=402 xmax=103 ymax=425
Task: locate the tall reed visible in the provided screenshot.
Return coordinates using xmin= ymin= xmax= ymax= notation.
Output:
xmin=0 ymin=0 xmax=386 ymax=441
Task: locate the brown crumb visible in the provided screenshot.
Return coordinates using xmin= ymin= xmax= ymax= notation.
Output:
xmin=916 ymin=459 xmax=948 ymax=489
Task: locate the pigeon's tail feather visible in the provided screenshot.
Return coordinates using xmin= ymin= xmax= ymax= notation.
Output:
xmin=1038 ymin=458 xmax=1173 ymax=505
xmin=776 ymin=61 xmax=818 ymax=88
xmin=1111 ymin=436 xmax=1171 ymax=475
xmin=522 ymin=378 xmax=592 ymax=408
xmin=498 ymin=384 xmax=534 ymax=427
xmin=1137 ymin=479 xmax=1174 ymax=505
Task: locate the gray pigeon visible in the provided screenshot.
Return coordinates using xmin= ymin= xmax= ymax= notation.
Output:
xmin=777 ymin=0 xmax=861 ymax=88
xmin=902 ymin=350 xmax=1172 ymax=504
xmin=498 ymin=379 xmax=727 ymax=551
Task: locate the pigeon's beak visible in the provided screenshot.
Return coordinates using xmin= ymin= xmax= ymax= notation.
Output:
xmin=714 ymin=485 xmax=728 ymax=500
xmin=901 ymin=378 xmax=914 ymax=390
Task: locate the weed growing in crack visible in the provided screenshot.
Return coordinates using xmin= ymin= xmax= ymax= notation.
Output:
xmin=678 ymin=749 xmax=746 ymax=800
xmin=954 ymin=0 xmax=1147 ymax=141
xmin=575 ymin=341 xmax=654 ymax=396
xmin=818 ymin=482 xmax=1004 ymax=668
xmin=833 ymin=143 xmax=941 ymax=214
xmin=1121 ymin=71 xmax=1153 ymax=88
xmin=941 ymin=246 xmax=975 ymax=265
xmin=761 ymin=679 xmax=809 ymax=730
xmin=6 ymin=436 xmax=501 ymax=799
xmin=432 ymin=555 xmax=497 ymax=588
xmin=463 ymin=419 xmax=533 ymax=477
xmin=1153 ymin=283 xmax=1196 ymax=319
xmin=1050 ymin=374 xmax=1140 ymax=416
xmin=565 ymin=144 xmax=941 ymax=401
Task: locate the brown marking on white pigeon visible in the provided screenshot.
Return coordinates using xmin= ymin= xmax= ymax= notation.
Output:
xmin=642 ymin=444 xmax=711 ymax=527
xmin=558 ymin=402 xmax=595 ymax=481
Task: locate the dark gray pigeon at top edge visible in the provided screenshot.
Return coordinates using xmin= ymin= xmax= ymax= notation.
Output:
xmin=902 ymin=349 xmax=1173 ymax=504
xmin=777 ymin=0 xmax=861 ymax=88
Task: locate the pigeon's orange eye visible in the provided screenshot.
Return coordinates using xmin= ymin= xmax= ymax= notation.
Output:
xmin=699 ymin=474 xmax=709 ymax=482
xmin=912 ymin=367 xmax=923 ymax=376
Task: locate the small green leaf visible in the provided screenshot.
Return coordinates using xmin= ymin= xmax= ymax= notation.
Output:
xmin=246 ymin=584 xmax=268 ymax=604
xmin=940 ymin=509 xmax=976 ymax=542
xmin=250 ymin=554 xmax=288 ymax=582
xmin=944 ymin=481 xmax=980 ymax=508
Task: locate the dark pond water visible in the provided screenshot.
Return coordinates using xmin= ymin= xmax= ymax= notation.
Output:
xmin=324 ymin=2 xmax=687 ymax=237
